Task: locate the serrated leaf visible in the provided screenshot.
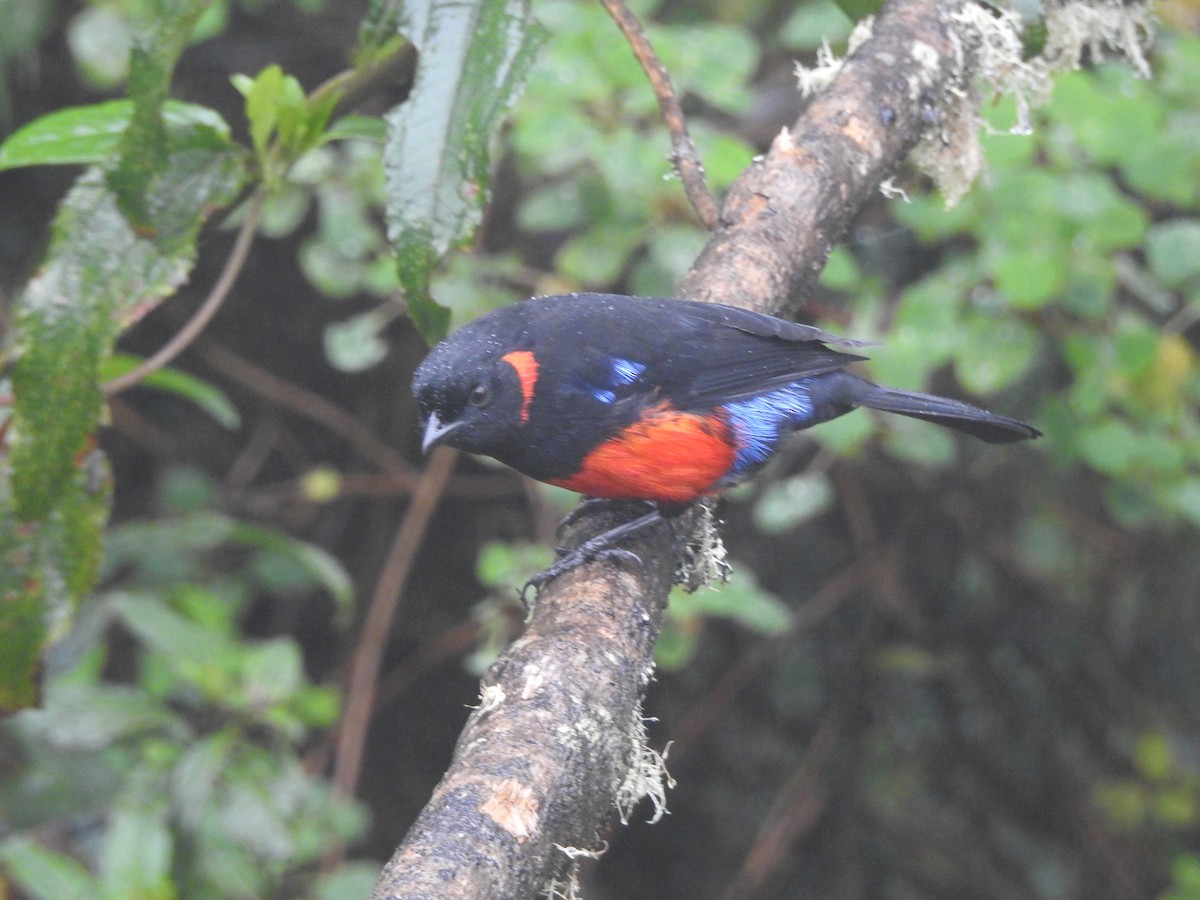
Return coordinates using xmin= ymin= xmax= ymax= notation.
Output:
xmin=108 ymin=0 xmax=213 ymax=228
xmin=0 ymin=99 xmax=231 ymax=171
xmin=103 ymin=354 xmax=241 ymax=429
xmin=12 ymin=149 xmax=242 ymax=524
xmin=358 ymin=0 xmax=407 ymax=58
xmin=0 ymin=468 xmax=45 ymax=711
xmin=385 ymin=0 xmax=544 ymax=342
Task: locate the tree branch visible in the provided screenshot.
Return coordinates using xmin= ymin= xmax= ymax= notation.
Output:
xmin=373 ymin=1 xmax=976 ymax=896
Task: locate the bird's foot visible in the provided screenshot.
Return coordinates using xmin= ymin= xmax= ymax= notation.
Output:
xmin=520 ymin=508 xmax=663 ymax=603
xmin=521 ymin=545 xmax=643 ymax=603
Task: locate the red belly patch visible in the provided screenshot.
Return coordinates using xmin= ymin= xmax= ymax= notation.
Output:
xmin=549 ymin=405 xmax=735 ymax=503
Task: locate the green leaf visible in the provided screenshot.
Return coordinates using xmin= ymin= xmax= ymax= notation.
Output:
xmin=476 ymin=541 xmax=553 ymax=589
xmin=1134 ymin=731 xmax=1174 ymax=781
xmin=229 ymin=523 xmax=356 ymax=618
xmin=23 ymin=681 xmax=186 ymax=750
xmin=556 ymin=223 xmax=643 ymax=285
xmin=385 ymin=0 xmax=544 ymax=343
xmin=239 ymin=64 xmax=285 ymax=163
xmin=0 ymin=836 xmax=95 ymax=900
xmin=309 ymin=862 xmax=388 ymax=900
xmin=954 ymin=315 xmax=1039 ymax=394
xmin=358 ymin=0 xmax=408 ymax=59
xmin=324 ymin=309 xmax=392 ymax=372
xmin=323 ymin=114 xmax=388 ymax=144
xmin=1162 ymin=477 xmax=1200 ymax=529
xmin=652 ymin=23 xmax=756 ymax=114
xmin=399 ymin=242 xmax=451 ymax=342
xmin=1146 ymin=219 xmax=1200 ymax=287
xmin=670 ymin=575 xmax=791 ymax=635
xmin=1075 ymin=419 xmax=1139 ymax=476
xmin=752 ymin=472 xmax=835 ymax=533
xmin=235 ymin=63 xmax=337 ymax=171
xmin=882 ymin=415 xmax=956 ymax=467
xmin=102 ymin=354 xmax=241 ymax=429
xmin=100 ymin=807 xmax=175 ymax=900
xmin=831 ymin=0 xmax=884 ymax=19
xmin=986 ymin=244 xmax=1067 ymax=310
xmin=0 ymin=99 xmax=231 ymax=171
xmin=109 ymin=592 xmax=236 ymax=672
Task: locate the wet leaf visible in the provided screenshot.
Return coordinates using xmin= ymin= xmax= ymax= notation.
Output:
xmin=384 ymin=0 xmax=544 ymax=343
xmin=0 ymin=99 xmax=230 ymax=171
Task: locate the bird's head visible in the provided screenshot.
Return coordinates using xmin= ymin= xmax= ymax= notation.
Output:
xmin=411 ymin=309 xmax=537 ymax=459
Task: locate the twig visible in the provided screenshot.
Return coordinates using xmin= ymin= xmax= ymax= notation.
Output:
xmin=102 ymin=191 xmax=265 ymax=396
xmin=304 ymin=617 xmax=483 ymax=779
xmin=598 ymin=0 xmax=719 ymax=230
xmin=195 ymin=341 xmax=414 ymax=479
xmin=331 ymin=446 xmax=458 ymax=802
xmin=718 ymin=713 xmax=841 ymax=900
xmin=668 ymin=561 xmax=865 ymax=759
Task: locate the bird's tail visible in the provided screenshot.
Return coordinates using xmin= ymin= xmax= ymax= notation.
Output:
xmin=818 ymin=373 xmax=1041 ymax=444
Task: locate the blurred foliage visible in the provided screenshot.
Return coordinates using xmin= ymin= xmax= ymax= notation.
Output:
xmin=0 ymin=469 xmax=363 ymax=899
xmin=1 ymin=0 xmax=1199 ymax=897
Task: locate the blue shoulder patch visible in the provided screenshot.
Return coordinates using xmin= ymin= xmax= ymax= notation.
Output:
xmin=589 ymin=357 xmax=647 ymax=404
xmin=610 ymin=357 xmax=646 ymax=386
xmin=722 ymin=382 xmax=816 ymax=475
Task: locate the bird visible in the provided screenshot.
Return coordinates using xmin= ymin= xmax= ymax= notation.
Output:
xmin=412 ymin=293 xmax=1040 ymax=586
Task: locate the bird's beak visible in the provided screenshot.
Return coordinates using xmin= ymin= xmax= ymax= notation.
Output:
xmin=421 ymin=412 xmax=462 ymax=454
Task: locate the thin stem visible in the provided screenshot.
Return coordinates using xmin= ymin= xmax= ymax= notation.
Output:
xmin=331 ymin=446 xmax=459 ymax=801
xmin=103 ymin=191 xmax=265 ymax=396
xmin=598 ymin=0 xmax=719 ymax=230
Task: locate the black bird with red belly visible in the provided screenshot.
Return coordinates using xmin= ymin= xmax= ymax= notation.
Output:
xmin=413 ymin=293 xmax=1041 ymax=509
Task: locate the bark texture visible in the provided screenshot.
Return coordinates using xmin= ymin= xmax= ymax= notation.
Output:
xmin=373 ymin=504 xmax=677 ymax=898
xmin=676 ymin=0 xmax=973 ymax=314
xmin=374 ymin=1 xmax=975 ymax=896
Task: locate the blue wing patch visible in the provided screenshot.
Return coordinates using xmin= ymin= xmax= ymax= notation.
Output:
xmin=722 ymin=382 xmax=816 ymax=475
xmin=589 ymin=356 xmax=647 ymax=404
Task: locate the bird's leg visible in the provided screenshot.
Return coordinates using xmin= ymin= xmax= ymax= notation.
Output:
xmin=556 ymin=496 xmax=622 ymax=532
xmin=522 ymin=507 xmax=664 ymax=601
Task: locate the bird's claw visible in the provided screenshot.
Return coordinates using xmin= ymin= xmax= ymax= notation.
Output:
xmin=521 ymin=544 xmax=644 ymax=603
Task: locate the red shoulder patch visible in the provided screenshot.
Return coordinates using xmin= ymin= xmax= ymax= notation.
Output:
xmin=549 ymin=404 xmax=735 ymax=503
xmin=501 ymin=350 xmax=538 ymax=425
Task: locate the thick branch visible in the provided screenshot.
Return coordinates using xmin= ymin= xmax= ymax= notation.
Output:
xmin=374 ymin=1 xmax=974 ymax=896
xmin=372 ymin=504 xmax=676 ymax=898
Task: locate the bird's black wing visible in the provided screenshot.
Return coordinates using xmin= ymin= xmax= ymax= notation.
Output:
xmin=638 ymin=298 xmax=870 ymax=408
xmin=530 ymin=293 xmax=869 ymax=410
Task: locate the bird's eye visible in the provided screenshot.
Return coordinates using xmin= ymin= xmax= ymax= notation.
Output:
xmin=468 ymin=383 xmax=491 ymax=407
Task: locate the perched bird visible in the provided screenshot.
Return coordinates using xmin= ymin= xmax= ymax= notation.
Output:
xmin=413 ymin=293 xmax=1040 ymax=582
